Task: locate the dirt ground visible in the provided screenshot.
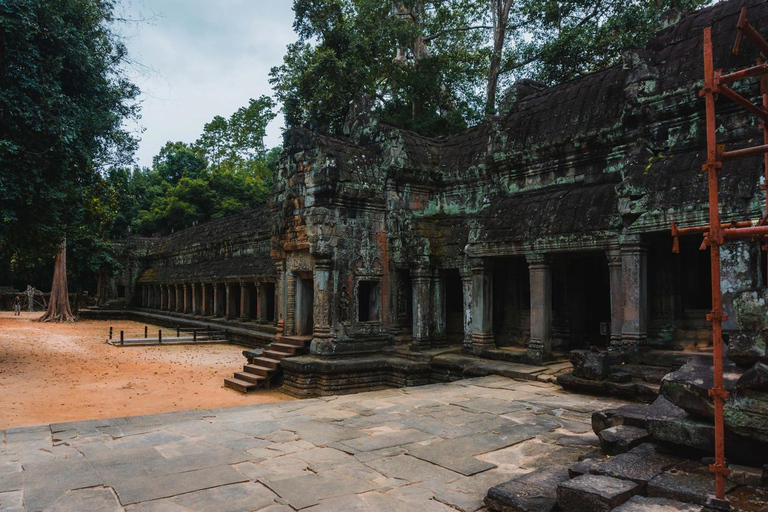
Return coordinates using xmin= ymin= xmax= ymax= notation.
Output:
xmin=0 ymin=312 xmax=291 ymax=429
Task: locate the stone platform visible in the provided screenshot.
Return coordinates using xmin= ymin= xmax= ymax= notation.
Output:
xmin=0 ymin=376 xmax=625 ymax=511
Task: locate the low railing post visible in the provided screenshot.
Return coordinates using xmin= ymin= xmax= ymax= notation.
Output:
xmin=120 ymin=330 xmax=124 ymax=346
xmin=159 ymin=329 xmax=162 ymax=343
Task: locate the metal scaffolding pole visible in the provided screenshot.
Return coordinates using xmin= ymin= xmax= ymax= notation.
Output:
xmin=671 ymin=8 xmax=768 ymax=506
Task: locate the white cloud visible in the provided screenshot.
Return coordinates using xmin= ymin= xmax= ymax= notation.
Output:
xmin=117 ymin=0 xmax=297 ymax=167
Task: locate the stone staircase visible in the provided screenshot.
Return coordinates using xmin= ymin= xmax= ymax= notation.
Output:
xmin=224 ymin=335 xmax=312 ymax=393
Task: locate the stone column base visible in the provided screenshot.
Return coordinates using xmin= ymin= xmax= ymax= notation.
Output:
xmin=526 ymin=338 xmax=549 ymax=365
xmin=471 ymin=333 xmax=495 ymax=355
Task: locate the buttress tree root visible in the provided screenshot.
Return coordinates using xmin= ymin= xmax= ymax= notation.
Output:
xmin=39 ymin=238 xmax=77 ymax=322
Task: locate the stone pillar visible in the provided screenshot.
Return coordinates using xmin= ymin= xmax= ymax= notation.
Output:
xmin=160 ymin=285 xmax=167 ymax=310
xmin=311 ymin=258 xmax=333 ymax=353
xmin=412 ymin=266 xmax=432 ymax=348
xmin=190 ymin=283 xmax=198 ymax=315
xmin=527 ymin=253 xmax=552 ymax=365
xmin=171 ymin=285 xmax=178 ymax=312
xmin=607 ymin=248 xmax=624 ymax=349
xmin=201 ymin=283 xmax=208 ymax=316
xmin=721 ymin=240 xmax=757 ymax=332
xmin=275 ymin=261 xmax=286 ymax=333
xmin=460 ymin=268 xmax=473 ymax=351
xmin=621 ymin=235 xmax=648 ymax=350
xmin=225 ymin=282 xmax=234 ymax=319
xmin=181 ymin=284 xmax=188 ymax=314
xmin=256 ymin=282 xmax=265 ymax=322
xmin=470 ymin=259 xmax=495 ymax=354
xmin=168 ymin=284 xmax=174 ymax=311
xmin=239 ymin=281 xmax=250 ymax=321
xmin=431 ymin=269 xmax=446 ymax=346
xmin=214 ymin=283 xmax=224 ymax=317
xmin=141 ymin=286 xmax=146 ymax=307
xmin=285 ymin=272 xmax=296 ymax=335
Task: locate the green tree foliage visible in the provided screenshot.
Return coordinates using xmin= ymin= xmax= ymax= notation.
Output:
xmin=0 ymin=0 xmax=139 ymax=259
xmin=0 ymin=0 xmax=139 ymax=301
xmin=271 ymin=0 xmax=709 ymax=135
xmin=110 ymin=96 xmax=278 ymax=237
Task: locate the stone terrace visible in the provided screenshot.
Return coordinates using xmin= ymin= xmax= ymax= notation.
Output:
xmin=0 ymin=377 xmax=627 ymax=511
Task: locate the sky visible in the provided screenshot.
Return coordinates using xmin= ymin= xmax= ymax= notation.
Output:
xmin=117 ymin=0 xmax=297 ymax=168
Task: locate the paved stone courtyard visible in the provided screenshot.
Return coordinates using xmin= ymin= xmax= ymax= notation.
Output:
xmin=0 ymin=376 xmax=628 ymax=512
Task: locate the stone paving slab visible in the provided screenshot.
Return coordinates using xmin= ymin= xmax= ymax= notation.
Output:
xmin=0 ymin=376 xmax=627 ymax=511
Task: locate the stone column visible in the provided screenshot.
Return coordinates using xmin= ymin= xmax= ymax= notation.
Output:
xmin=621 ymin=235 xmax=648 ymax=350
xmin=412 ymin=266 xmax=432 ymax=348
xmin=431 ymin=269 xmax=446 ymax=346
xmin=527 ymin=253 xmax=552 ymax=365
xmin=256 ymin=282 xmax=265 ymax=322
xmin=285 ymin=272 xmax=296 ymax=335
xmin=168 ymin=284 xmax=174 ymax=311
xmin=190 ymin=283 xmax=198 ymax=315
xmin=160 ymin=285 xmax=167 ymax=310
xmin=182 ymin=284 xmax=188 ymax=313
xmin=470 ymin=259 xmax=495 ymax=354
xmin=141 ymin=285 xmax=146 ymax=307
xmin=275 ymin=261 xmax=286 ymax=333
xmin=460 ymin=268 xmax=473 ymax=351
xmin=225 ymin=282 xmax=234 ymax=319
xmin=239 ymin=281 xmax=250 ymax=321
xmin=721 ymin=240 xmax=757 ymax=332
xmin=312 ymin=258 xmax=333 ymax=352
xmin=214 ymin=283 xmax=224 ymax=317
xmin=201 ymin=282 xmax=208 ymax=316
xmin=607 ymin=247 xmax=624 ymax=349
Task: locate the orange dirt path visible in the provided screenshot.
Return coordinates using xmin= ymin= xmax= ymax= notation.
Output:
xmin=0 ymin=312 xmax=291 ymax=429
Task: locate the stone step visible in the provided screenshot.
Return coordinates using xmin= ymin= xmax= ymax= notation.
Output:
xmin=263 ymin=350 xmax=287 ymax=360
xmin=279 ymin=335 xmax=312 ymax=347
xmin=255 ymin=356 xmax=281 ymax=369
xmin=271 ymin=343 xmax=297 ymax=355
xmin=234 ymin=372 xmax=266 ymax=385
xmin=243 ymin=363 xmax=273 ymax=377
xmin=224 ymin=377 xmax=257 ymax=393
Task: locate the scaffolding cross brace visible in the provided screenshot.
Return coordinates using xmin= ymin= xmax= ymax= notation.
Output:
xmin=670 ymin=7 xmax=768 ymax=506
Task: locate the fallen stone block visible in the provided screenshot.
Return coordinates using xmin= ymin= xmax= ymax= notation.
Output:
xmin=597 ymin=425 xmax=650 ymax=455
xmin=556 ymin=474 xmax=640 ymax=512
xmin=646 ymin=396 xmax=714 ymax=453
xmin=612 ymin=495 xmax=703 ymax=511
xmin=590 ymin=443 xmax=680 ymax=486
xmin=570 ymin=350 xmax=610 ymax=381
xmin=591 ymin=403 xmax=649 ymax=434
xmin=659 ymin=361 xmax=740 ymax=419
xmin=727 ymin=464 xmax=764 ymax=487
xmin=735 ymin=362 xmax=768 ymax=391
xmin=723 ymin=389 xmax=768 ymax=444
xmin=647 ymin=461 xmax=737 ymax=506
xmin=568 ymin=458 xmax=603 ymax=479
xmin=726 ymin=331 xmax=767 ymax=368
xmin=484 ymin=467 xmax=569 ymax=512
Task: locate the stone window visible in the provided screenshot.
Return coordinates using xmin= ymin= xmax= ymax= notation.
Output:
xmin=358 ymin=280 xmax=381 ymax=322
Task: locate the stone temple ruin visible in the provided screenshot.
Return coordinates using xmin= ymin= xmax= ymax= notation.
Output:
xmin=91 ymin=0 xmax=768 ymax=508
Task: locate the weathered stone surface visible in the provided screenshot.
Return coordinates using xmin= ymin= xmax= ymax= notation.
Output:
xmin=612 ymin=496 xmax=703 ymax=512
xmin=723 ymin=389 xmax=768 ymax=444
xmin=647 ymin=462 xmax=737 ymax=506
xmin=727 ymin=464 xmax=764 ymax=487
xmin=646 ymin=396 xmax=714 ymax=453
xmin=735 ymin=362 xmax=768 ymax=391
xmin=556 ymin=474 xmax=640 ymax=512
xmin=659 ymin=361 xmax=740 ymax=419
xmin=726 ymin=486 xmax=768 ymax=512
xmin=590 ymin=443 xmax=680 ymax=486
xmin=727 ymin=331 xmax=768 ymax=367
xmin=484 ymin=479 xmax=557 ymax=512
xmin=597 ymin=425 xmax=650 ymax=455
xmin=591 ymin=404 xmax=649 ymax=434
xmin=570 ymin=350 xmax=610 ymax=381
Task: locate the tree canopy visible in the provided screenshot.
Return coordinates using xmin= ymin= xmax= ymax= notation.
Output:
xmin=270 ymin=0 xmax=710 ymax=137
xmin=107 ymin=96 xmax=278 ymax=238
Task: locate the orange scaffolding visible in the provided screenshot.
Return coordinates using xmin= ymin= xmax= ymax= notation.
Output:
xmin=670 ymin=7 xmax=768 ymax=506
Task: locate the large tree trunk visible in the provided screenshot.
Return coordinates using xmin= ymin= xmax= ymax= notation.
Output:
xmin=486 ymin=0 xmax=514 ymax=115
xmin=39 ymin=238 xmax=77 ymax=322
